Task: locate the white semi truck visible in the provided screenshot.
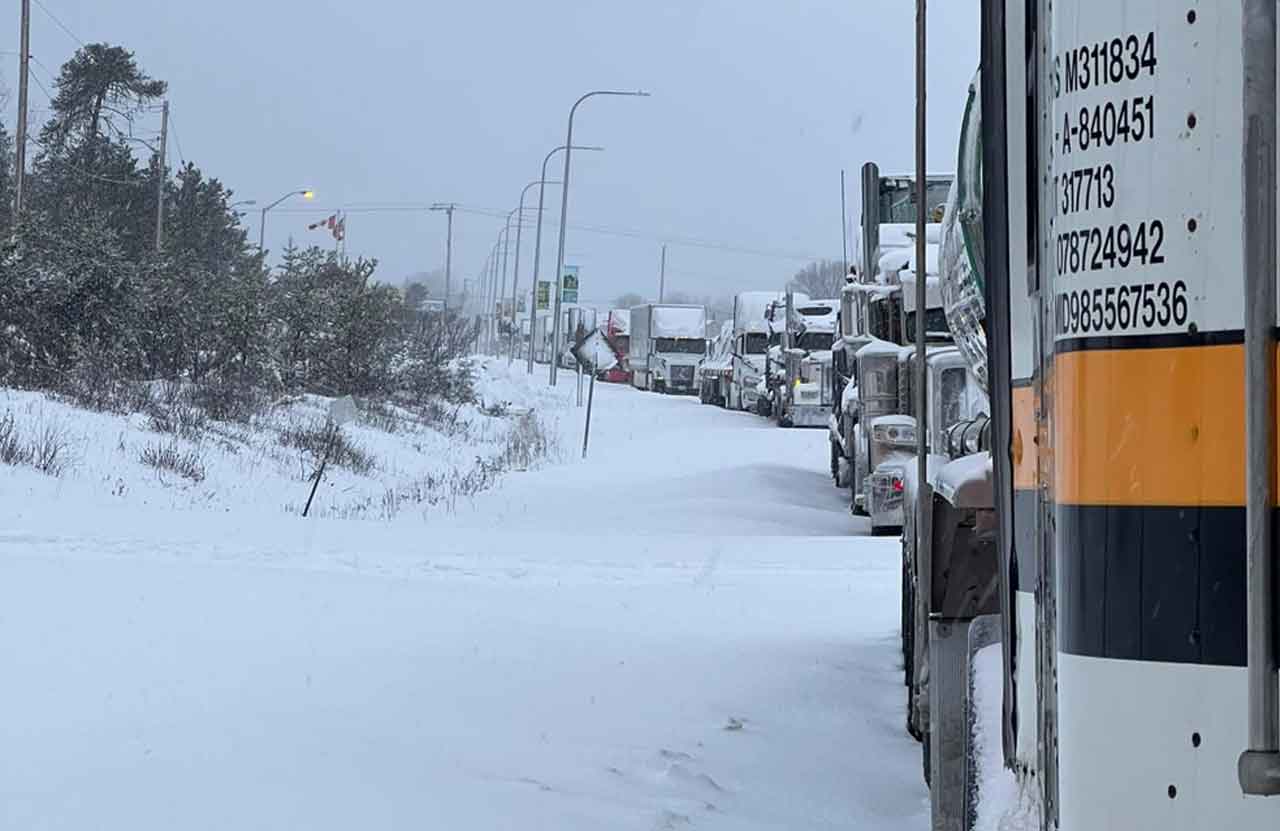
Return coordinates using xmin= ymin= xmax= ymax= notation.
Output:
xmin=726 ymin=291 xmax=784 ymax=412
xmin=773 ymin=296 xmax=838 ymax=428
xmin=628 ymin=304 xmax=707 ymax=395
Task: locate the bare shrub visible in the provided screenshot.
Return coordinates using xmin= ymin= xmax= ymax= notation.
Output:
xmin=29 ymin=423 xmax=70 ymax=476
xmin=146 ymin=385 xmax=209 ymax=439
xmin=0 ymin=412 xmax=71 ymax=477
xmin=503 ymin=411 xmax=554 ymax=471
xmin=188 ymin=376 xmax=268 ymax=424
xmin=279 ymin=420 xmax=375 ymax=475
xmin=60 ymin=360 xmax=149 ymax=414
xmin=139 ymin=441 xmax=206 ymax=482
xmin=0 ymin=413 xmax=32 ymax=467
xmin=394 ymin=317 xmax=480 ymax=404
xmin=358 ymin=398 xmax=401 ymax=433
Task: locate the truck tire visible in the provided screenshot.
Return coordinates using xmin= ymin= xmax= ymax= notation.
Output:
xmin=830 ymin=441 xmax=841 ymax=484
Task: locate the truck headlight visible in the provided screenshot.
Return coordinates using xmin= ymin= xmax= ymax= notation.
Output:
xmin=872 ymin=423 xmax=917 ymax=447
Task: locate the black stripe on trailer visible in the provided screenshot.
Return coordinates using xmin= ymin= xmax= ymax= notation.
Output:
xmin=1056 ymin=503 xmax=1259 ymax=667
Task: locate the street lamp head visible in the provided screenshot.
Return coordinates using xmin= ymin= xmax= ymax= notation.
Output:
xmin=301 ymin=190 xmax=315 ymax=200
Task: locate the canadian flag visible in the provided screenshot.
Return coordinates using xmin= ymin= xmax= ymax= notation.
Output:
xmin=306 ymin=213 xmax=346 ymax=242
xmin=307 ymin=214 xmax=337 ymax=233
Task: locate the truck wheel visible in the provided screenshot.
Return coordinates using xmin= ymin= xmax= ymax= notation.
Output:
xmin=830 ymin=441 xmax=841 ymax=484
xmin=656 ymin=380 xmax=666 ymax=394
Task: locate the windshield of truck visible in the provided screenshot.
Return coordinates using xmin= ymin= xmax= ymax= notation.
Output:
xmin=905 ymin=307 xmax=951 ymax=341
xmin=655 ymin=337 xmax=706 ymax=355
xmin=878 ymin=177 xmax=953 ymax=223
xmin=796 ymin=332 xmax=831 ymax=352
xmin=744 ymin=333 xmax=769 ymax=354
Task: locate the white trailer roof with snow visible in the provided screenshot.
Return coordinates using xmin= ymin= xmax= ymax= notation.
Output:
xmin=650 ymin=305 xmax=707 ymax=338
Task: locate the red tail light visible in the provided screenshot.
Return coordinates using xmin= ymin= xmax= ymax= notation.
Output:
xmin=892 ymin=478 xmax=904 ymax=493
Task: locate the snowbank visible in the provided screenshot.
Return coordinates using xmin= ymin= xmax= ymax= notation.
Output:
xmin=0 ymin=357 xmax=575 ymax=522
xmin=972 ymin=643 xmax=1040 ymax=831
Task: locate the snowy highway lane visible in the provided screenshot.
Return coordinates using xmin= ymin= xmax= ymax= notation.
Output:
xmin=0 ymin=379 xmax=928 ymax=830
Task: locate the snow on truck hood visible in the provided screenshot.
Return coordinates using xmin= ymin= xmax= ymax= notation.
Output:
xmin=652 ymin=306 xmax=707 ymax=338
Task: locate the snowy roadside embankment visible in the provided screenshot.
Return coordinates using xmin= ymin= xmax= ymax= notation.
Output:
xmin=972 ymin=644 xmax=1040 ymax=831
xmin=0 ymin=357 xmax=573 ymax=522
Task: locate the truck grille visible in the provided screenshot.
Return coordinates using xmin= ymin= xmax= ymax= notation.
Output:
xmin=670 ymin=365 xmax=694 ymax=383
xmin=870 ymin=470 xmax=905 ymax=512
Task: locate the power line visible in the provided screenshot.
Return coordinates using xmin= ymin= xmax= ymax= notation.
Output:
xmin=29 ymin=54 xmax=58 ymax=85
xmin=32 ymin=0 xmax=84 ymax=47
xmin=29 ymin=72 xmax=54 ymax=105
xmin=452 ymin=205 xmax=822 ymax=261
xmin=269 ymin=201 xmax=822 ymax=261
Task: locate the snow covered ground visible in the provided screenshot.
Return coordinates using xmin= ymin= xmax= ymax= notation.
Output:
xmin=0 ymin=364 xmax=928 ymax=830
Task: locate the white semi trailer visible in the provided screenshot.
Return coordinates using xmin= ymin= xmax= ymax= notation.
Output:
xmin=628 ymin=304 xmax=707 ymax=395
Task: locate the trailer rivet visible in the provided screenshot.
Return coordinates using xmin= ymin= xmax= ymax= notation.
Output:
xmin=1187 ymin=10 xmax=1196 ymax=24
xmin=1187 ymin=113 xmax=1197 ymax=130
xmin=1192 ymin=732 xmax=1202 ymax=748
xmin=1168 ymin=785 xmax=1178 ymax=798
xmin=1188 ymin=217 xmax=1198 ymax=233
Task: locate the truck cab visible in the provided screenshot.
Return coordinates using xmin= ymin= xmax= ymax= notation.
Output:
xmin=628 ymin=304 xmax=707 ymax=395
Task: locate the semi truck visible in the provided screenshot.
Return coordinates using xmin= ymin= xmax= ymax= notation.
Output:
xmin=726 ymin=291 xmax=784 ymax=412
xmin=899 ymin=7 xmax=1280 ymax=829
xmin=628 ymin=304 xmax=707 ymax=394
xmin=832 ymin=164 xmax=953 ymax=520
xmin=773 ymin=295 xmax=838 ymax=428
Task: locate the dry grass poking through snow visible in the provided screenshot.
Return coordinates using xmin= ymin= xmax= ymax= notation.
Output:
xmin=0 ymin=411 xmax=71 ymax=477
xmin=0 ymin=358 xmax=568 ymax=520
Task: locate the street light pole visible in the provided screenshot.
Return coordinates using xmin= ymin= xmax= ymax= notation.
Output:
xmin=527 ymin=144 xmax=603 ymax=374
xmin=259 ymin=188 xmax=314 ymax=251
xmin=658 ymin=243 xmax=667 ymax=303
xmin=430 ymin=202 xmax=457 ymax=311
xmin=549 ymin=89 xmax=649 ymax=386
xmin=499 ymin=207 xmax=518 ymax=354
xmin=510 ymin=179 xmax=561 ymax=364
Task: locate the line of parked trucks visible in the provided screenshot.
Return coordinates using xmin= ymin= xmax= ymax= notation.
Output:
xmin=521 ymin=5 xmax=1280 ymax=826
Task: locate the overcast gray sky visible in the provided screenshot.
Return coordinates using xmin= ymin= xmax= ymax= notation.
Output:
xmin=4 ymin=0 xmax=978 ymax=306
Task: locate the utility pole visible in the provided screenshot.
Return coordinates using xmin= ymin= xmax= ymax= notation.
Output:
xmin=430 ymin=203 xmax=456 ymax=310
xmin=13 ymin=0 xmax=30 ymax=217
xmin=658 ymin=243 xmax=667 ymax=303
xmin=154 ymin=100 xmax=169 ymax=252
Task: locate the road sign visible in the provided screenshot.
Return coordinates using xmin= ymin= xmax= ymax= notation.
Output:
xmin=562 ymin=265 xmax=580 ymax=304
xmin=571 ymin=328 xmax=618 ymax=372
xmin=536 ymin=281 xmax=551 ymax=310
